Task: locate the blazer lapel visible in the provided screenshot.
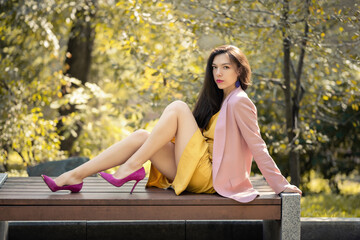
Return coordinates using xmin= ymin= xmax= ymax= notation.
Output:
xmin=213 ymin=88 xmax=241 ymax=181
xmin=213 ymin=100 xmax=227 ymax=180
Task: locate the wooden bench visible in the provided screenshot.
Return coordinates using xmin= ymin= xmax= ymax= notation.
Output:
xmin=0 ymin=173 xmax=300 ymax=240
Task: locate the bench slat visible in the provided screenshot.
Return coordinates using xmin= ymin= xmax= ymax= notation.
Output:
xmin=0 ymin=191 xmax=280 ymax=206
xmin=0 ymin=204 xmax=280 ymax=221
xmin=0 ymin=176 xmax=282 ymax=221
xmin=0 ymin=177 xmax=280 ymax=206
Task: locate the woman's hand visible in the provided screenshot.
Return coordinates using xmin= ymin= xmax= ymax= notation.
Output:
xmin=282 ymin=185 xmax=302 ymax=196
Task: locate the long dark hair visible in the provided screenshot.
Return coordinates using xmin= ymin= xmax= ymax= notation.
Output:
xmin=193 ymin=45 xmax=252 ymax=129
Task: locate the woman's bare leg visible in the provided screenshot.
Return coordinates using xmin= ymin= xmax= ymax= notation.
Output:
xmin=114 ymin=100 xmax=198 ymax=180
xmin=55 ymin=100 xmax=199 ymax=186
xmin=54 ymin=129 xmax=150 ymax=186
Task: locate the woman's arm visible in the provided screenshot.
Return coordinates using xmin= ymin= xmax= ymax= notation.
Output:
xmin=232 ymin=95 xmax=301 ymax=195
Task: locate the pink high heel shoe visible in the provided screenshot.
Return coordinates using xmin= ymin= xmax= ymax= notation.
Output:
xmin=98 ymin=167 xmax=145 ymax=194
xmin=41 ymin=175 xmax=83 ymax=193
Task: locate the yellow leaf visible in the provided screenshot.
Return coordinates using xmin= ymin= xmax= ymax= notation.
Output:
xmin=321 ymin=32 xmax=325 ymax=38
xmin=332 ymin=68 xmax=338 ymax=73
xmin=323 ymin=96 xmax=329 ymax=101
xmin=352 ymin=104 xmax=359 ymax=111
xmin=325 ymin=67 xmax=330 ymax=75
xmin=336 ymin=80 xmax=342 ymax=85
xmin=339 ymin=27 xmax=344 ymax=32
xmin=32 ymin=115 xmax=38 ymax=122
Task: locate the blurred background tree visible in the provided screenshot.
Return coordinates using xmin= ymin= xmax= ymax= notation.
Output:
xmin=57 ymin=0 xmax=96 ymax=153
xmin=0 ymin=0 xmax=359 ymax=193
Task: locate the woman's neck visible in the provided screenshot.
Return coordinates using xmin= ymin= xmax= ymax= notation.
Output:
xmin=223 ymin=87 xmax=237 ymax=101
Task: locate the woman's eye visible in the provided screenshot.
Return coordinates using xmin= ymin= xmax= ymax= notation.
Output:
xmin=224 ymin=66 xmax=230 ymax=69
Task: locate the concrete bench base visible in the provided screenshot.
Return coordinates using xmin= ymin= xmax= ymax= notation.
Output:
xmin=6 ymin=218 xmax=360 ymax=240
xmin=0 ymin=221 xmax=8 ymax=240
xmin=7 ymin=220 xmax=262 ymax=240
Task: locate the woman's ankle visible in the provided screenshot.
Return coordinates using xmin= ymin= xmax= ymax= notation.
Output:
xmin=113 ymin=163 xmax=143 ymax=179
xmin=55 ymin=170 xmax=83 ymax=186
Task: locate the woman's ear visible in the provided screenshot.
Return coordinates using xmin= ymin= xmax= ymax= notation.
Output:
xmin=237 ymin=67 xmax=242 ymax=76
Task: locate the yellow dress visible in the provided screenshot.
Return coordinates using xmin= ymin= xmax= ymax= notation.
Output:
xmin=146 ymin=112 xmax=219 ymax=194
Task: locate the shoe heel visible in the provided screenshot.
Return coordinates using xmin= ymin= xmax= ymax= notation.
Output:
xmin=130 ymin=180 xmax=141 ymax=194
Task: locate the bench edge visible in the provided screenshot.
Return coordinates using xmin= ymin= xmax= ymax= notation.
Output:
xmin=0 ymin=173 xmax=8 ymax=188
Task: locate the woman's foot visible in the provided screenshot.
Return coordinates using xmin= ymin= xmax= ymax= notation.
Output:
xmin=113 ymin=164 xmax=143 ymax=180
xmin=54 ymin=170 xmax=83 ymax=187
xmin=42 ymin=175 xmax=83 ymax=193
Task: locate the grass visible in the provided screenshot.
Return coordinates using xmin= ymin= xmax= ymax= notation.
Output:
xmin=301 ymin=193 xmax=360 ymax=217
xmin=300 ymin=171 xmax=360 ymax=218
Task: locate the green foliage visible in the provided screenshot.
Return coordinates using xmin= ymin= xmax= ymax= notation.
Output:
xmin=0 ymin=0 xmax=72 ymax=167
xmin=301 ymin=193 xmax=360 ymax=217
xmin=301 ymin=170 xmax=360 ymax=217
xmin=1 ymin=0 xmax=203 ymax=169
xmin=93 ymin=0 xmax=203 ymax=109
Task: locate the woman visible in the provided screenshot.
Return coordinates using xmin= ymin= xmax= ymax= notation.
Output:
xmin=42 ymin=45 xmax=301 ymax=202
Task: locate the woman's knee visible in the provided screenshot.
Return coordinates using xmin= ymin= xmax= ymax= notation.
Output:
xmin=167 ymin=100 xmax=190 ymax=113
xmin=132 ymin=129 xmax=149 ymax=144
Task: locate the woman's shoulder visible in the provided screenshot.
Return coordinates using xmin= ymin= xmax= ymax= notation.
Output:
xmin=228 ymin=89 xmax=255 ymax=108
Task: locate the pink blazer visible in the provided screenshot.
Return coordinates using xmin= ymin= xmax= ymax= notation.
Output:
xmin=213 ymin=88 xmax=291 ymax=203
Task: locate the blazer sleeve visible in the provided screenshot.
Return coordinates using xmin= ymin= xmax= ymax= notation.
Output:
xmin=232 ymin=95 xmax=291 ymax=194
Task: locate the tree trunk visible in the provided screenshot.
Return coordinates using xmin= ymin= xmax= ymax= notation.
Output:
xmin=281 ymin=0 xmax=309 ymax=187
xmin=57 ymin=0 xmax=96 ymax=155
xmin=281 ymin=0 xmax=301 ymax=187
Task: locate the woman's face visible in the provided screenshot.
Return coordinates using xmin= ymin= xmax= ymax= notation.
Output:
xmin=212 ymin=53 xmax=239 ymax=97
